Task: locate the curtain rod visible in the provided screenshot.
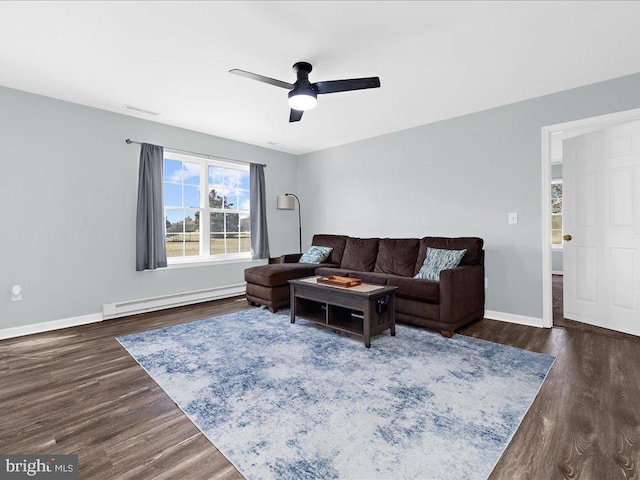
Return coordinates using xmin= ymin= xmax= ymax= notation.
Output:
xmin=125 ymin=139 xmax=266 ymax=167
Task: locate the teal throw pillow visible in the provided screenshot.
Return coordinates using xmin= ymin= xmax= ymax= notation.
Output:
xmin=414 ymin=247 xmax=467 ymax=281
xmin=299 ymin=246 xmax=333 ymax=264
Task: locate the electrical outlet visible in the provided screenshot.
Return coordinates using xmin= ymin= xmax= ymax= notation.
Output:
xmin=508 ymin=212 xmax=518 ymax=224
xmin=11 ymin=285 xmax=22 ymax=301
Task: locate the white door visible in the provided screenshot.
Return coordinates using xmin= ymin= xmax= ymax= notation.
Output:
xmin=563 ymin=121 xmax=640 ymax=335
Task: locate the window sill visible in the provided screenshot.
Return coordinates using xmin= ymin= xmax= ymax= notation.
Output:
xmin=166 ymin=256 xmax=265 ymax=269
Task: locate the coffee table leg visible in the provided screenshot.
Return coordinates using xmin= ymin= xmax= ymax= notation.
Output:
xmin=390 ymin=293 xmax=396 ymax=336
xmin=364 ymin=302 xmax=371 ymax=348
xmin=290 ymin=285 xmax=296 ymax=324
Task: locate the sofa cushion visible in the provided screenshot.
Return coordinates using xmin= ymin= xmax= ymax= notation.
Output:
xmin=374 ymin=238 xmax=419 ymax=277
xmin=386 ymin=275 xmax=440 ymax=303
xmin=415 ymin=248 xmax=467 ymax=281
xmin=299 ymin=246 xmax=333 ymax=264
xmin=415 ymin=237 xmax=484 ymax=275
xmin=343 ymin=270 xmax=389 ymax=285
xmin=313 ymin=268 xmax=389 ymax=286
xmin=245 ymin=263 xmax=325 ymax=287
xmin=340 ymin=238 xmax=379 ymax=271
xmin=311 ymin=235 xmax=348 ymax=265
xmin=315 ymin=267 xmax=352 ymax=277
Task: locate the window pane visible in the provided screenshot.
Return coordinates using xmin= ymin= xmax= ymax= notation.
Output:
xmin=165 ymin=210 xmax=200 ymax=257
xmin=551 ymin=183 xmax=562 ymax=213
xmin=224 ymin=190 xmax=238 ymax=210
xmin=238 ymin=190 xmax=250 ymax=211
xmin=226 ymin=234 xmax=240 ymax=254
xmin=209 ymin=188 xmax=223 ymax=208
xmin=238 ymin=170 xmax=250 ymax=190
xmin=210 ymin=233 xmax=225 ymax=255
xmin=210 ymin=212 xmax=224 ymax=232
xmin=240 ymin=214 xmax=250 ymax=253
xmin=165 ymin=210 xmax=185 ymax=257
xmin=164 ymin=159 xmax=182 ymax=183
xmin=226 ymin=213 xmax=239 ymax=234
xmin=183 ymin=161 xmax=200 ymax=186
xmin=183 ymin=222 xmax=200 ymax=256
xmin=184 ymin=185 xmax=200 ymax=208
xmin=226 ymin=214 xmax=239 ymax=255
xmin=552 ymin=230 xmax=563 ymax=244
xmin=164 ymin=183 xmax=182 ymax=207
xmin=209 ymin=166 xmax=224 ymax=190
xmin=552 ymin=215 xmax=562 ymax=230
xmin=224 ymin=168 xmax=238 ymax=191
xmin=240 ymin=214 xmax=250 ymax=233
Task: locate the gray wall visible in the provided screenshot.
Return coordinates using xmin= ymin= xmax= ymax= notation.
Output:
xmin=0 ymin=86 xmax=299 ymax=329
xmin=297 ymin=72 xmax=640 ymax=320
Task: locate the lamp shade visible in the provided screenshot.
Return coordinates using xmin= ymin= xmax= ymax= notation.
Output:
xmin=277 ymin=194 xmax=295 ymax=210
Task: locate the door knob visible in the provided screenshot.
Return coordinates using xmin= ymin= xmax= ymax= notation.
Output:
xmin=563 ymin=234 xmax=572 ymax=241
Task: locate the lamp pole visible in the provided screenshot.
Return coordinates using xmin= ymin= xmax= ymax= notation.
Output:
xmin=286 ymin=193 xmax=302 ymax=254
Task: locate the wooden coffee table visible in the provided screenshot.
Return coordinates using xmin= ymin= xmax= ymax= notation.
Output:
xmin=289 ymin=276 xmax=397 ymax=348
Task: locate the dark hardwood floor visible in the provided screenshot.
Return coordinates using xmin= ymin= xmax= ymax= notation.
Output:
xmin=1 ymin=297 xmax=639 ymax=480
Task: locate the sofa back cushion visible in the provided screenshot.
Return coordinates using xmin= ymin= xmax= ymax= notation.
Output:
xmin=340 ymin=237 xmax=380 ymax=271
xmin=414 ymin=237 xmax=484 ymax=275
xmin=311 ymin=234 xmax=348 ymax=265
xmin=374 ymin=238 xmax=419 ymax=277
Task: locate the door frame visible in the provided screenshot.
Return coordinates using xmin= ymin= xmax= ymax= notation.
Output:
xmin=541 ymin=107 xmax=640 ymax=328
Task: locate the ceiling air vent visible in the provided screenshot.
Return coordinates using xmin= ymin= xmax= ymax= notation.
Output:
xmin=123 ymin=105 xmax=160 ymax=116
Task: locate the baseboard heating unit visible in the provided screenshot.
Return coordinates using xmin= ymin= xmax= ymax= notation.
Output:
xmin=102 ymin=284 xmax=246 ymax=320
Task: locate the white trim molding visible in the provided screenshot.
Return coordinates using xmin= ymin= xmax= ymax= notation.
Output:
xmin=103 ymin=283 xmax=246 ymax=320
xmin=484 ymin=310 xmax=545 ymax=329
xmin=0 ymin=313 xmax=103 ymax=341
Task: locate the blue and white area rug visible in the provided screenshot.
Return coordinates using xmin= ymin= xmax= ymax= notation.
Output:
xmin=117 ymin=309 xmax=554 ymax=480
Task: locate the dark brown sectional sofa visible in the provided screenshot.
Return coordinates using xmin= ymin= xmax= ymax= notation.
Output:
xmin=244 ymin=234 xmax=485 ymax=337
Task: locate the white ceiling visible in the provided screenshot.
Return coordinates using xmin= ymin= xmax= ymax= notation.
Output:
xmin=2 ymin=1 xmax=640 ymax=155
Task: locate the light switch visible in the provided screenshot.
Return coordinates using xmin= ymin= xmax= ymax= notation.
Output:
xmin=508 ymin=212 xmax=518 ymax=224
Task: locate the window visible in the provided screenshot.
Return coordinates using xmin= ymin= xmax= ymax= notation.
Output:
xmin=163 ymin=151 xmax=250 ymax=262
xmin=551 ymin=179 xmax=563 ymax=247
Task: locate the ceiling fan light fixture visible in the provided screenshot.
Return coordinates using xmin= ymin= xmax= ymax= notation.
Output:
xmin=288 ymin=89 xmax=317 ymax=111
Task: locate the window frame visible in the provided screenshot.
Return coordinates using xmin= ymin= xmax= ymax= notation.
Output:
xmin=163 ymin=150 xmax=251 ymax=265
xmin=551 ymin=178 xmax=563 ymax=250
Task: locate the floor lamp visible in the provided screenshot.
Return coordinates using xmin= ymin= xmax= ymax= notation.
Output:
xmin=277 ymin=193 xmax=302 ymax=253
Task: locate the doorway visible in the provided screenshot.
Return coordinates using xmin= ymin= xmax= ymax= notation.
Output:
xmin=541 ymin=108 xmax=640 ymax=331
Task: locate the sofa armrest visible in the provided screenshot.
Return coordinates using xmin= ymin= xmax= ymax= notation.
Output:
xmin=439 ymin=264 xmax=485 ymax=325
xmin=280 ymin=253 xmax=303 ymax=263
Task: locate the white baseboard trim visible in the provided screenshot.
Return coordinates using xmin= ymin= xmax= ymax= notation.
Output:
xmin=552 ymin=271 xmax=564 ymax=275
xmin=484 ymin=310 xmax=546 ymax=328
xmin=0 ymin=313 xmax=103 ymax=341
xmin=0 ymin=284 xmax=247 ymax=341
xmin=102 ymin=283 xmax=246 ymax=320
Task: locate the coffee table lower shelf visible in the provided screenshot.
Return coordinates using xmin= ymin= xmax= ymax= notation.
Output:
xmin=289 ymin=278 xmax=397 ymax=348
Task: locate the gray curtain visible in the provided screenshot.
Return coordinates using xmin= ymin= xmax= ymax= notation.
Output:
xmin=250 ymin=163 xmax=270 ymax=259
xmin=136 ymin=143 xmax=167 ymax=271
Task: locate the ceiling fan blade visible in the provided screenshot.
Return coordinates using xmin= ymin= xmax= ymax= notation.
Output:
xmin=229 ymin=69 xmax=294 ymax=90
xmin=313 ymin=77 xmax=380 ymax=94
xmin=289 ymin=109 xmax=303 ymax=122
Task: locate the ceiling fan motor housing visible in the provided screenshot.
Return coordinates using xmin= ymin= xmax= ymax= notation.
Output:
xmin=289 ymin=61 xmax=317 ymax=108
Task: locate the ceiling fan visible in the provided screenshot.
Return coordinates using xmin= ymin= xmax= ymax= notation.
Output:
xmin=229 ymin=62 xmax=381 ymax=122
